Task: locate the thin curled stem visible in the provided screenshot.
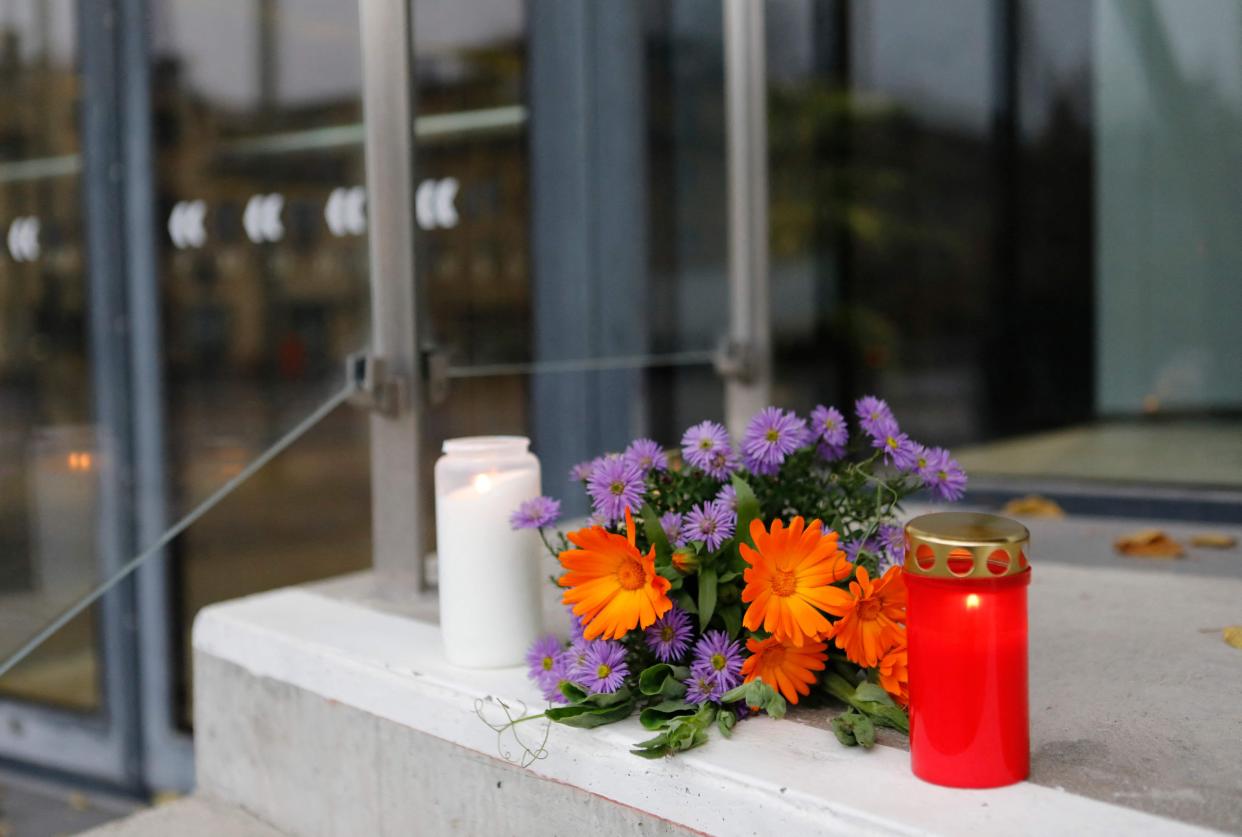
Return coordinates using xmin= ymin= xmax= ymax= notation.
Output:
xmin=474 ymin=696 xmax=552 ymax=768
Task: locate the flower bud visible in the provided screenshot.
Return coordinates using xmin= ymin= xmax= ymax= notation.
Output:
xmin=671 ymin=548 xmax=699 ymax=574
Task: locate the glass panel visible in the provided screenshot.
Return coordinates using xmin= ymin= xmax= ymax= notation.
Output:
xmin=766 ymin=0 xmax=1241 ymax=491
xmin=0 ymin=0 xmax=373 ymax=709
xmin=417 ymin=0 xmax=729 ymax=528
xmin=0 ymin=1 xmax=103 ymax=709
xmin=149 ymin=0 xmax=372 ymax=728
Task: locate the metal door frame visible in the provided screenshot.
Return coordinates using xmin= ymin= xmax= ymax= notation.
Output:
xmin=0 ymin=0 xmax=144 ymax=790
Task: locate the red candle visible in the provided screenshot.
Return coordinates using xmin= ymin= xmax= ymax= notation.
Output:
xmin=903 ymin=513 xmax=1031 ymax=788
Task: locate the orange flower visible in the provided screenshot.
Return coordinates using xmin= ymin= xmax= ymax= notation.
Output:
xmin=741 ymin=635 xmax=827 ymax=705
xmin=877 ymin=638 xmax=909 ymax=706
xmin=740 ymin=517 xmax=853 ymax=646
xmin=817 ymin=565 xmax=906 ymax=667
xmin=559 ymin=508 xmax=672 ymax=640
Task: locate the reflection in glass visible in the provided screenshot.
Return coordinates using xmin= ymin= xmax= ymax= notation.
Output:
xmin=0 ymin=1 xmax=103 ymax=710
xmin=150 ymin=0 xmax=371 ymax=727
xmin=767 ymin=0 xmax=1240 ymax=489
xmin=417 ymin=1 xmax=729 ymax=534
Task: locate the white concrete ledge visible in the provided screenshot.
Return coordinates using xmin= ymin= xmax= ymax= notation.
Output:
xmin=192 ymin=582 xmax=1219 ymax=837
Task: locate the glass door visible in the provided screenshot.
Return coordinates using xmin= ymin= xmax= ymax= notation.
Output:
xmin=414 ymin=0 xmax=733 ymax=539
xmin=0 ymin=0 xmax=139 ymax=785
xmin=0 ymin=0 xmax=375 ymax=791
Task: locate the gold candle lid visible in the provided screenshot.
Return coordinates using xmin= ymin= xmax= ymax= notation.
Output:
xmin=903 ymin=512 xmax=1030 ymax=579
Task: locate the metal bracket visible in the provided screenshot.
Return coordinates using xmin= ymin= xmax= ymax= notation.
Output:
xmin=423 ymin=344 xmax=451 ymax=407
xmin=346 ymin=352 xmax=406 ymax=417
xmin=714 ymin=337 xmax=756 ymax=384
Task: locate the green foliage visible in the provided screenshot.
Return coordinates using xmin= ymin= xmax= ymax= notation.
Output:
xmin=638 ymin=663 xmax=690 ymax=700
xmin=721 ymin=680 xmax=787 ymax=721
xmin=631 ymin=702 xmax=718 ymax=758
xmin=697 ymin=566 xmax=717 ymax=630
xmin=831 ymin=710 xmax=876 ymax=749
xmin=545 ymin=686 xmax=636 ymax=729
xmin=822 ymin=672 xmax=909 ymax=734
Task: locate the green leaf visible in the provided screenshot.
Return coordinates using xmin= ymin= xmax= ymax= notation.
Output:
xmin=854 ymin=682 xmax=895 ymax=706
xmin=642 ymin=502 xmax=672 ymax=566
xmin=639 ymin=700 xmax=695 ymax=730
xmin=717 ymin=708 xmax=737 ymax=739
xmin=764 ymin=691 xmax=788 ymax=720
xmin=672 ymin=590 xmax=698 ymax=614
xmin=559 ymin=681 xmax=588 ymax=704
xmin=731 ymin=475 xmax=761 ymax=549
xmin=720 ymin=680 xmax=786 ymax=719
xmin=638 ymin=664 xmax=690 ymax=698
xmin=582 ymin=686 xmax=634 ymax=708
xmin=547 ymin=699 xmax=635 ymax=728
xmin=698 ymin=565 xmax=718 ymax=630
xmin=831 ymin=710 xmax=876 ymax=749
xmin=831 ymin=713 xmax=860 ymax=747
xmin=720 ymin=603 xmax=741 ymax=639
xmin=834 ymin=710 xmax=864 ymax=745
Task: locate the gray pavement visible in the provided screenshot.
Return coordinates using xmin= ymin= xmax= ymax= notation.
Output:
xmin=0 ymin=769 xmax=137 ymax=837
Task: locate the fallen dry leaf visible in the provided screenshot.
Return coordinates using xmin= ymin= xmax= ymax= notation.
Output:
xmin=1114 ymin=528 xmax=1185 ymax=559
xmin=67 ymin=791 xmax=89 ymax=811
xmin=152 ymin=789 xmax=183 ymax=806
xmin=1191 ymin=533 xmax=1238 ymax=549
xmin=1224 ymin=626 xmax=1242 ymax=649
xmin=1002 ymin=495 xmax=1065 ymax=518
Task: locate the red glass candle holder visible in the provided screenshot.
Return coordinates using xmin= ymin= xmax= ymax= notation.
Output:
xmin=903 ymin=512 xmax=1031 ymax=788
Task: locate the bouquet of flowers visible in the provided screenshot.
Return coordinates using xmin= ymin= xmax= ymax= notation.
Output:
xmin=509 ymin=396 xmax=966 ymax=756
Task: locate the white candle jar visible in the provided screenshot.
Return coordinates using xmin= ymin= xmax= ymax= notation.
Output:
xmin=434 ymin=436 xmax=544 ymax=667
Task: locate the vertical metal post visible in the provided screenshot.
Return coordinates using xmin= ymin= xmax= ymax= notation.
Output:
xmin=358 ymin=0 xmax=423 ymax=589
xmin=722 ymin=0 xmax=771 ymax=435
xmin=123 ymin=0 xmax=196 ymax=790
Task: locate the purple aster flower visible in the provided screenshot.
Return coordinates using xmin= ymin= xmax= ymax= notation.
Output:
xmin=586 ymin=455 xmax=646 ymax=524
xmin=810 ymin=404 xmax=848 ymax=461
xmin=659 ymin=511 xmax=686 ymax=547
xmin=876 ymin=523 xmax=905 ymax=574
xmin=715 ymin=484 xmax=739 ymax=513
xmin=510 ymin=496 xmax=562 ymax=530
xmin=684 ymin=500 xmax=736 ymax=552
xmin=741 ymin=407 xmax=809 ymax=476
xmin=845 ymin=536 xmax=878 ymax=564
xmin=680 ymin=421 xmax=738 ymax=479
xmin=566 ymin=604 xmax=586 ymax=639
xmin=872 ymin=428 xmax=920 ymax=471
xmin=624 ymin=438 xmax=669 ymax=474
xmin=577 ymin=640 xmax=629 ymax=694
xmin=539 ymin=664 xmax=572 ymax=704
xmin=685 ymin=670 xmax=725 ymax=704
xmin=644 ymin=606 xmax=694 ymax=663
xmin=855 ymin=395 xmax=897 ymax=441
xmin=692 ymin=630 xmax=743 ymax=690
xmin=705 ymin=447 xmax=740 ymax=479
xmin=920 ymin=446 xmax=967 ymax=501
xmin=565 ymin=638 xmax=592 ymax=680
xmin=526 ymin=634 xmax=564 ymax=684
xmin=569 ymin=458 xmax=597 ymax=482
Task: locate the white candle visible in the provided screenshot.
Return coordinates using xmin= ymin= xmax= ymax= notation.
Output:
xmin=435 ymin=437 xmax=544 ymax=667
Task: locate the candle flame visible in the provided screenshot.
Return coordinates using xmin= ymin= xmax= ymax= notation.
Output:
xmin=965 ymin=593 xmax=980 ymax=609
xmin=472 ymin=473 xmax=493 ymax=494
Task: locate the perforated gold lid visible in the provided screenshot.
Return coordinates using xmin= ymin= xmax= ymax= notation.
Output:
xmin=903 ymin=512 xmax=1030 ymax=579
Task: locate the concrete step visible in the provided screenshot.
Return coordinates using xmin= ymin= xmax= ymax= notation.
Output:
xmin=78 ymin=796 xmax=284 ymax=836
